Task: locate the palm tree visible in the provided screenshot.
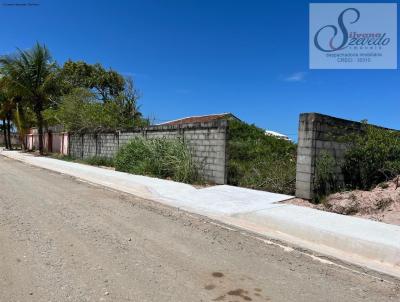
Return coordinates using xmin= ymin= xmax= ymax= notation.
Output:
xmin=0 ymin=79 xmax=15 ymax=150
xmin=0 ymin=101 xmax=14 ymax=150
xmin=0 ymin=43 xmax=58 ymax=154
xmin=13 ymin=98 xmax=29 ymax=150
xmin=0 ymin=93 xmax=10 ymax=149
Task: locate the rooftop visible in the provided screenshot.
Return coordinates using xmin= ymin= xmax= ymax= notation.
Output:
xmin=157 ymin=113 xmax=240 ymax=126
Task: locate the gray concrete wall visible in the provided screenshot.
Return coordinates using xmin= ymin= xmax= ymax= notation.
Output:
xmin=69 ymin=120 xmax=228 ymax=184
xmin=296 ymin=113 xmax=367 ymax=200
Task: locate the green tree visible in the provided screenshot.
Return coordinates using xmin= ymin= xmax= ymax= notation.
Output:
xmin=114 ymin=77 xmax=146 ymax=128
xmin=59 ymin=60 xmax=147 ymax=128
xmin=45 ymin=77 xmax=148 ymax=131
xmin=61 ymin=60 xmax=125 ymax=102
xmin=0 ymin=43 xmax=59 ymax=154
xmin=45 ymin=88 xmax=122 ymax=132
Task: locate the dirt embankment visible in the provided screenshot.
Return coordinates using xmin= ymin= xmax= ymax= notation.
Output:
xmin=287 ymin=177 xmax=400 ymax=226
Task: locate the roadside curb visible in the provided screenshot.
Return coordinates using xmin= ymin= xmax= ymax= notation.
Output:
xmin=222 ymin=208 xmax=400 ymax=279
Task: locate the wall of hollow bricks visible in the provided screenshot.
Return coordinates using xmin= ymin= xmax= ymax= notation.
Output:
xmin=295 ymin=113 xmax=399 ymax=200
xmin=69 ymin=120 xmax=228 ymax=184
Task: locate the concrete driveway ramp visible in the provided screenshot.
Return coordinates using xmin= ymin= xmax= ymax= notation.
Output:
xmin=173 ymin=185 xmax=293 ymax=216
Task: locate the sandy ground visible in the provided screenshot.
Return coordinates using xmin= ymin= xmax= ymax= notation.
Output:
xmin=286 ymin=177 xmax=400 ymax=226
xmin=0 ymin=156 xmax=399 ymax=302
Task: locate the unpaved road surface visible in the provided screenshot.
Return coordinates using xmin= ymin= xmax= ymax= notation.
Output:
xmin=0 ymin=156 xmax=399 ymax=302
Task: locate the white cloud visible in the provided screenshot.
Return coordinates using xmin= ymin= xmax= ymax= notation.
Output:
xmin=284 ymin=72 xmax=307 ymax=82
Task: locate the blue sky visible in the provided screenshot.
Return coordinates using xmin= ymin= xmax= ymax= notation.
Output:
xmin=1 ymin=0 xmax=399 ymax=140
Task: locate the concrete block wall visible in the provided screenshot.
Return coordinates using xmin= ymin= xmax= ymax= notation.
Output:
xmin=182 ymin=125 xmax=227 ymax=183
xmin=295 ymin=113 xmax=395 ymax=199
xmin=82 ymin=134 xmax=97 ymax=158
xmin=68 ymin=120 xmax=228 ymax=184
xmin=97 ymin=133 xmax=119 ymax=158
xmin=69 ymin=134 xmax=84 ymax=158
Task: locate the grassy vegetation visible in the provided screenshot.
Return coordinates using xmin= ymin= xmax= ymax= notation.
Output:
xmin=342 ymin=124 xmax=400 ymax=190
xmin=312 ymin=123 xmax=400 ymax=202
xmin=227 ymin=120 xmax=297 ymax=195
xmin=50 ymin=154 xmax=114 ymax=167
xmin=313 ymin=151 xmax=339 ymax=203
xmin=114 ymin=137 xmax=200 ymax=183
xmin=84 ymin=156 xmax=114 ymax=167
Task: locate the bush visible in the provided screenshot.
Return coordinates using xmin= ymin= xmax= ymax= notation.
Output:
xmin=342 ymin=124 xmax=400 ymax=190
xmin=114 ymin=137 xmax=199 ymax=183
xmin=227 ymin=120 xmax=297 ymax=195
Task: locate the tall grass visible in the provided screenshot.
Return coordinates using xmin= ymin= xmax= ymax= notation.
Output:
xmin=115 ymin=137 xmax=200 ymax=183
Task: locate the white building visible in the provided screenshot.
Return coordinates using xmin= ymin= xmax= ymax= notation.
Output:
xmin=265 ymin=130 xmax=291 ymax=141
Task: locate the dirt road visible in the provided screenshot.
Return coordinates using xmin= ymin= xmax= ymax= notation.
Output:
xmin=0 ymin=156 xmax=399 ymax=302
